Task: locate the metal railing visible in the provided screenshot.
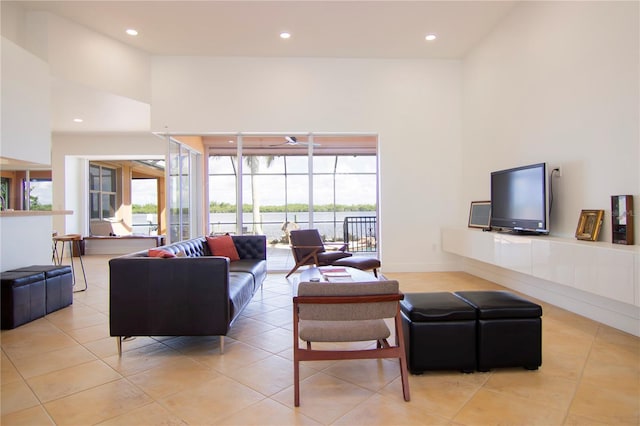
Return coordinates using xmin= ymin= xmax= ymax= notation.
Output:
xmin=343 ymin=216 xmax=377 ymax=252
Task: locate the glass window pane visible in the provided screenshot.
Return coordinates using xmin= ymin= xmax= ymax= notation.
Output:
xmin=336 ymin=155 xmax=377 ymax=173
xmin=313 ymin=156 xmax=337 ymax=173
xmin=209 ymin=156 xmax=237 ymax=174
xmin=28 ymin=179 xmax=52 ymax=211
xmin=101 ymin=168 xmax=115 ymax=192
xmin=101 ymin=194 xmax=116 ymax=219
xmin=286 ymin=155 xmax=309 ymax=174
xmin=90 ymin=193 xmax=100 ymax=219
xmin=89 ymin=165 xmax=100 ymax=190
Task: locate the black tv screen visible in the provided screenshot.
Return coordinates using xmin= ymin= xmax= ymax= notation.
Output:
xmin=490 ymin=162 xmax=549 ymax=234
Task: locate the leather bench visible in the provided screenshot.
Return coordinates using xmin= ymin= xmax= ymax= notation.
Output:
xmin=9 ymin=265 xmax=73 ymax=314
xmin=1 ymin=271 xmax=46 ymax=329
xmin=454 ymin=291 xmax=542 ymax=371
xmin=400 ymin=292 xmax=477 ymax=373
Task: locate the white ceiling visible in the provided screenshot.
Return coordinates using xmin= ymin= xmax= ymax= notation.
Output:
xmin=8 ymin=1 xmax=518 ymax=135
xmin=16 ymin=1 xmax=516 ymax=59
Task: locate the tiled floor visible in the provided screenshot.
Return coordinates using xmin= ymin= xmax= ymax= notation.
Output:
xmin=1 ymin=255 xmax=639 ymax=425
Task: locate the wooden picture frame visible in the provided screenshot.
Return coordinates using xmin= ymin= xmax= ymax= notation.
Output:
xmin=468 ymin=201 xmax=491 ymax=229
xmin=575 ymin=209 xmax=604 ymax=241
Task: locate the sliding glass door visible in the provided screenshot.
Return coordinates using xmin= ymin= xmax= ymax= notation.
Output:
xmin=167 ymin=139 xmax=202 ymax=243
xmin=206 ymin=134 xmax=377 ymax=249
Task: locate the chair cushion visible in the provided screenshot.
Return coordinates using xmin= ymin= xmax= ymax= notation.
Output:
xmin=299 ymin=319 xmax=390 ymax=342
xmin=333 ymin=256 xmax=380 ymax=271
xmin=316 ymin=251 xmax=352 ymax=265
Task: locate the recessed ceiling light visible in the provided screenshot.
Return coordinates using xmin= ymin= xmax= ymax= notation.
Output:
xmin=126 ymin=29 xmax=138 ymax=36
xmin=73 ymin=118 xmax=83 ymax=123
xmin=280 ymin=32 xmax=291 ymax=39
xmin=425 ymin=34 xmax=437 ymax=41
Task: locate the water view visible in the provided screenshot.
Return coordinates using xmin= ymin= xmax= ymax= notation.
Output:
xmin=132 ymin=211 xmax=377 ymax=244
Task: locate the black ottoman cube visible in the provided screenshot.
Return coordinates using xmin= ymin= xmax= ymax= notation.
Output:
xmin=400 ymin=292 xmax=477 ymax=373
xmin=454 ymin=291 xmax=542 ymax=372
xmin=9 ymin=265 xmax=73 ymax=313
xmin=1 ymin=271 xmax=46 ymax=329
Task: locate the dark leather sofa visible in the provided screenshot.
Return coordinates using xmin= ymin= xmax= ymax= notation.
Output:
xmin=109 ymin=235 xmax=267 ymax=355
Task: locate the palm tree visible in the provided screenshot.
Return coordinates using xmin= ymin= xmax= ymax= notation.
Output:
xmin=245 ymin=155 xmax=275 ymax=234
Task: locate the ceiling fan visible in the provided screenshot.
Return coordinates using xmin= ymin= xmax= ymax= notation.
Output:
xmin=270 ymin=136 xmax=320 ymax=147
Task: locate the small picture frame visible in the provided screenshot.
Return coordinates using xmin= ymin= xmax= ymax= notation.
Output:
xmin=575 ymin=209 xmax=604 ymax=241
xmin=468 ymin=201 xmax=491 ymax=229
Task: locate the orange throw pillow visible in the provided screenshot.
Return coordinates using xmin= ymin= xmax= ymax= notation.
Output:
xmin=206 ymin=235 xmax=240 ymax=261
xmin=148 ymin=248 xmax=176 ymax=258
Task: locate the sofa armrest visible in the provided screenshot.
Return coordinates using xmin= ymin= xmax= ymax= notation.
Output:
xmin=109 ymin=256 xmax=231 ymax=337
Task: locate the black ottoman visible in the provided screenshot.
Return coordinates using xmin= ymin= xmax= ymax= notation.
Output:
xmin=9 ymin=265 xmax=73 ymax=313
xmin=1 ymin=271 xmax=46 ymax=329
xmin=400 ymin=292 xmax=477 ymax=373
xmin=454 ymin=291 xmax=542 ymax=372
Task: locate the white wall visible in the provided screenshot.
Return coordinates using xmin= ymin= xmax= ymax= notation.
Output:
xmin=25 ymin=11 xmax=151 ymax=104
xmin=1 ymin=37 xmax=51 ymax=165
xmin=461 ymin=1 xmax=639 ymax=242
xmin=151 ymin=57 xmax=463 ymax=271
xmin=0 ymin=215 xmax=53 ymax=271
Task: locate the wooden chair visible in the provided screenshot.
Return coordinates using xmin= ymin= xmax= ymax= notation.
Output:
xmin=293 ymin=279 xmax=410 ymax=406
xmin=286 ymin=229 xmax=352 ymax=278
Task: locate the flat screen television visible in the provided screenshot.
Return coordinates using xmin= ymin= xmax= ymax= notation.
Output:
xmin=490 ymin=162 xmax=550 ymax=235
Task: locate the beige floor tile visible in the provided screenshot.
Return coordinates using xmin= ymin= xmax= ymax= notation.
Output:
xmin=159 ymin=375 xmax=265 ymax=424
xmin=242 ymin=327 xmax=295 ymax=353
xmin=225 ymin=354 xmax=315 ymax=396
xmin=587 ymin=336 xmax=640 ymax=370
xmin=580 ymin=357 xmax=640 ymax=393
xmin=44 ymin=304 xmax=108 ymax=332
xmin=96 ymin=402 xmax=187 ymax=426
xmin=192 ymin=340 xmax=273 ymax=374
xmin=482 ymin=369 xmax=577 ymax=410
xmin=454 ymin=388 xmax=566 ymax=425
xmin=102 ymin=341 xmax=183 ymax=376
xmin=272 ymin=372 xmax=374 ymax=424
xmin=225 ymin=316 xmax=277 ymax=341
xmin=1 ymin=351 xmax=22 ymax=384
xmin=332 ymin=393 xmax=448 ymax=426
xmin=2 ymin=261 xmax=639 ymax=426
xmin=0 ymin=405 xmax=55 ymax=426
xmin=217 ymin=398 xmax=321 ymax=426
xmin=43 ymin=378 xmax=153 ymax=426
xmin=568 ymin=379 xmax=640 ymax=424
xmin=127 ymin=357 xmax=220 ymax=399
xmin=64 ymin=322 xmax=111 ymax=343
xmin=0 ymin=380 xmax=40 ymax=416
xmin=1 ymin=322 xmax=78 ymax=360
xmin=11 ymin=344 xmax=96 ymax=379
xmin=322 ymin=358 xmax=402 ymax=392
xmin=26 ymin=359 xmax=122 ymax=403
xmin=378 ymin=372 xmax=481 ymax=420
xmin=161 ymin=335 xmax=224 ymax=355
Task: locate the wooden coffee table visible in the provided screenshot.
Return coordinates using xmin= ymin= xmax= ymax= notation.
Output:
xmin=292 ymin=266 xmax=381 ymax=295
xmin=299 ymin=266 xmax=378 ymax=283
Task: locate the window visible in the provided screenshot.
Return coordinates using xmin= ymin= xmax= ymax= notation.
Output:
xmin=89 ymin=164 xmax=117 ymax=220
xmin=206 ymin=134 xmax=378 ymax=246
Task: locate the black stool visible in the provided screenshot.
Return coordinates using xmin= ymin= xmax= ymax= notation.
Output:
xmin=1 ymin=271 xmax=46 ymax=329
xmin=400 ymin=292 xmax=477 ymax=373
xmin=454 ymin=291 xmax=542 ymax=371
xmin=9 ymin=265 xmax=73 ymax=314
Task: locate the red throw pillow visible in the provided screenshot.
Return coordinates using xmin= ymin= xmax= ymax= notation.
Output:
xmin=148 ymin=248 xmax=176 ymax=258
xmin=206 ymin=235 xmax=240 ymax=261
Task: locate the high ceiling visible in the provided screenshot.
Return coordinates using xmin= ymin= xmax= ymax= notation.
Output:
xmin=14 ymin=1 xmax=516 ymax=59
xmin=4 ymin=1 xmax=517 ymax=137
